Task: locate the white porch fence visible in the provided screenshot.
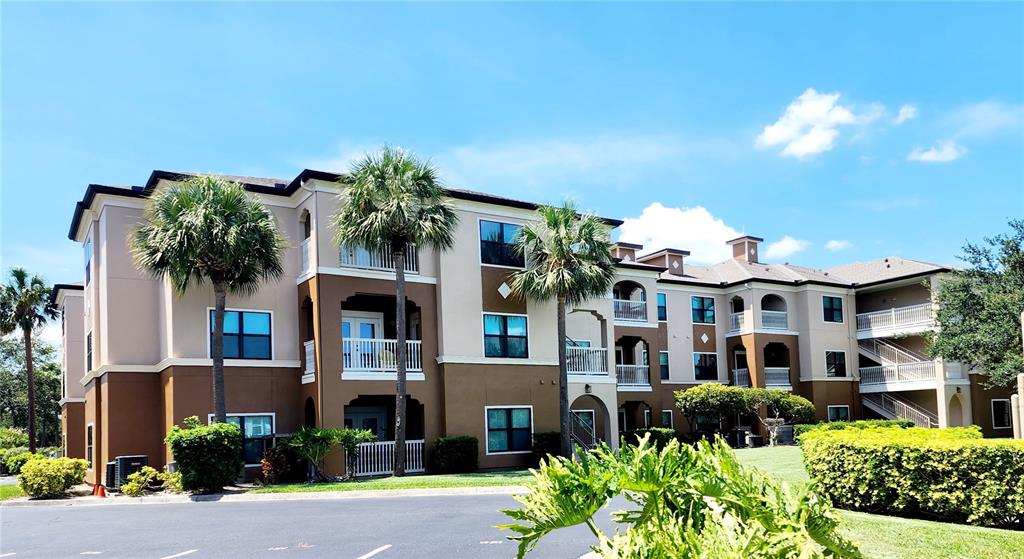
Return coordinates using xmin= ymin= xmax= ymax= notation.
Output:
xmin=613 ymin=299 xmax=647 ymax=322
xmin=339 ymin=244 xmax=419 ymax=273
xmin=862 ymin=393 xmax=938 ymax=428
xmin=761 ymin=310 xmax=788 ymax=330
xmin=729 ymin=312 xmax=746 ymax=332
xmin=343 ymin=338 xmax=423 ymax=371
xmin=764 ymin=367 xmax=791 ymax=387
xmin=860 ymin=362 xmax=936 ymax=385
xmin=566 ymin=346 xmax=608 ymax=374
xmin=616 ymin=364 xmax=650 ymax=386
xmin=856 ymin=303 xmax=933 ymax=333
xmin=303 ymin=340 xmax=316 ymax=376
xmin=352 ymin=439 xmax=426 ymax=477
xmin=300 ymin=238 xmax=312 ymax=274
xmin=734 ymin=368 xmax=751 ymax=387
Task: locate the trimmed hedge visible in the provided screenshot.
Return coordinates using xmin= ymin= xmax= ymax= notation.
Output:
xmin=802 ymin=426 xmax=1024 ymax=528
xmin=18 ymin=458 xmax=88 ymax=498
xmin=432 ymin=436 xmax=478 ymax=473
xmin=794 ymin=419 xmax=914 ymax=439
xmin=165 ymin=418 xmax=243 ymax=493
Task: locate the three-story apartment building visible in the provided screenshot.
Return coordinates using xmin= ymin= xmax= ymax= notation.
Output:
xmin=54 ymin=169 xmax=1015 ymax=482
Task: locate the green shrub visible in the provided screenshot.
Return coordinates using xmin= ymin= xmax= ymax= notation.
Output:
xmin=675 ymin=384 xmax=749 ymax=432
xmin=165 ymin=416 xmax=243 ymax=493
xmin=802 ymin=426 xmax=1024 ymax=528
xmin=432 ymin=435 xmax=479 ymax=473
xmin=794 ymin=419 xmax=914 ymax=439
xmin=621 ymin=428 xmax=679 ymax=449
xmin=120 ymin=466 xmax=163 ymax=497
xmin=259 ymin=443 xmax=306 ymax=485
xmin=0 ymin=427 xmax=29 ymax=449
xmin=18 ymin=458 xmax=88 ymax=498
xmin=531 ymin=432 xmax=561 ymax=465
xmin=286 ymin=426 xmax=375 ymax=481
xmin=5 ymin=451 xmax=44 ymax=475
xmin=163 ymin=471 xmax=183 ymax=493
xmin=0 ymin=446 xmax=28 ymax=474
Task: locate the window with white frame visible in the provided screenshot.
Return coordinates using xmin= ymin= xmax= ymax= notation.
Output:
xmin=483 ymin=314 xmax=528 ymax=358
xmin=86 ymin=332 xmax=93 ymax=372
xmin=643 ymin=408 xmax=651 ymax=428
xmin=992 ymin=399 xmax=1011 ymax=429
xmin=659 ymin=351 xmax=669 ymax=380
xmin=86 ymin=424 xmax=94 ymax=469
xmin=486 ymin=407 xmax=532 ymax=453
xmin=827 ymin=405 xmax=850 ymax=422
xmin=210 ymin=414 xmax=274 ymax=465
xmin=84 ymin=240 xmax=92 ymax=285
xmin=209 ymin=310 xmax=272 ymax=360
xmin=657 ymin=293 xmax=667 ymax=321
xmin=822 ymin=296 xmax=843 ymax=323
xmin=661 ymin=410 xmax=673 ymax=428
xmin=691 ymin=296 xmax=715 ymax=324
xmin=479 ymin=220 xmax=524 ymax=267
xmin=825 ymin=351 xmax=847 ymax=378
xmin=693 ymin=352 xmax=718 ymax=381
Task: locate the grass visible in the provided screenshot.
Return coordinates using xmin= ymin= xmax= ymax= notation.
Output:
xmin=250 ymin=470 xmax=533 ymax=494
xmin=733 ymin=445 xmax=1024 ymax=559
xmin=0 ymin=484 xmax=25 ymax=501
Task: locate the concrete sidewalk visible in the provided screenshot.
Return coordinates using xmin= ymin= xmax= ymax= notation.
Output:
xmin=1 ymin=483 xmax=527 ymax=508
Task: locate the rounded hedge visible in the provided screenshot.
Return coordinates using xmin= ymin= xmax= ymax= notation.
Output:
xmin=18 ymin=458 xmax=88 ymax=498
xmin=802 ymin=426 xmax=1024 ymax=528
xmin=165 ymin=419 xmax=243 ymax=493
xmin=432 ymin=435 xmax=479 ymax=473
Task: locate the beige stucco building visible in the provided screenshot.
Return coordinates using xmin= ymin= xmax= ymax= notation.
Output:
xmin=54 ymin=169 xmax=1015 ymax=482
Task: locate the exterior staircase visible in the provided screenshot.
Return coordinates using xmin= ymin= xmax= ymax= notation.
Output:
xmin=857 ymin=339 xmax=937 ymax=386
xmin=862 ymin=392 xmax=938 ymax=428
xmin=569 ymin=411 xmax=597 ymax=449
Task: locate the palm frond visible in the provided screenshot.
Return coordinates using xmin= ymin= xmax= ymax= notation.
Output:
xmin=0 ymin=267 xmax=58 ymax=336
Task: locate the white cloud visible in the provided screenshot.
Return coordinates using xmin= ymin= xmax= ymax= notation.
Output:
xmin=756 ymin=88 xmax=881 ymax=159
xmin=947 ymin=101 xmax=1024 ymax=138
xmin=893 ymin=104 xmax=918 ymax=125
xmin=907 ymin=140 xmax=967 ymax=163
xmin=616 ymin=203 xmax=741 ymax=264
xmin=825 ymin=239 xmax=853 ymax=252
xmin=763 ymin=236 xmax=811 ymax=260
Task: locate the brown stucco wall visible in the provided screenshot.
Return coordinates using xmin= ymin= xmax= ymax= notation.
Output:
xmin=797 ymin=380 xmax=862 ymax=422
xmin=480 ymin=266 xmax=526 ymax=314
xmin=440 ymin=362 xmax=559 ymax=469
xmin=83 ymin=381 xmax=100 ymax=484
xmin=61 ymin=402 xmax=85 ymax=460
xmin=728 ymin=333 xmax=799 ymax=388
xmin=99 ymin=372 xmax=164 ymax=474
xmin=969 ymin=374 xmax=1016 ymax=438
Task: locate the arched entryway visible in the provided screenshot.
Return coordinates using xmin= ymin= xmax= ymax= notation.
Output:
xmin=612 ymin=280 xmax=647 ymax=322
xmin=762 ymin=342 xmax=792 ymax=388
xmin=344 ymin=395 xmax=424 ymax=441
xmin=948 ymin=393 xmax=966 ymax=427
xmin=570 ymin=394 xmax=611 ymax=446
xmin=615 ymin=335 xmax=652 ymax=387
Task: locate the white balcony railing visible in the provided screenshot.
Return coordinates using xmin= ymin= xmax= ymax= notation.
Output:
xmin=860 ymin=362 xmax=936 ymax=385
xmin=566 ymin=346 xmax=608 ymax=375
xmin=734 ymin=368 xmax=751 ymax=387
xmin=764 ymin=367 xmax=791 ymax=387
xmin=339 ymin=244 xmax=419 ymax=273
xmin=303 ymin=339 xmax=316 ymax=376
xmin=729 ymin=312 xmax=746 ymax=332
xmin=616 ymin=365 xmax=650 ymax=386
xmin=761 ymin=310 xmax=788 ymax=330
xmin=300 ymin=238 xmax=311 ymax=274
xmin=856 ymin=303 xmax=933 ymax=334
xmin=343 ymin=338 xmax=422 ymax=372
xmin=862 ymin=393 xmax=937 ymax=428
xmin=613 ymin=299 xmax=647 ymax=322
xmin=352 ymin=439 xmax=425 ymax=477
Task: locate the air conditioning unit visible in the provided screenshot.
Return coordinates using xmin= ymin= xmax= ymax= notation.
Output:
xmin=110 ymin=455 xmax=148 ymax=490
xmin=104 ymin=462 xmax=116 ymax=489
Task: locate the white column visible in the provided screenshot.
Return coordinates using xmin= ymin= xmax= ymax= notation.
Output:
xmin=1012 ymin=394 xmax=1022 ymax=440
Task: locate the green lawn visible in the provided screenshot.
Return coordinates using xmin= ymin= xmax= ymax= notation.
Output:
xmin=250 ymin=470 xmax=533 ymax=494
xmin=0 ymin=484 xmax=24 ymax=501
xmin=734 ymin=446 xmax=1024 ymax=559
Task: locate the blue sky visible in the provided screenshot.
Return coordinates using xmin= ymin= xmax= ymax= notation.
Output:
xmin=3 ymin=2 xmax=1023 ymax=288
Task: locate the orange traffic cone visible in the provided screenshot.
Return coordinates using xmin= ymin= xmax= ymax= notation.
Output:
xmin=92 ymin=484 xmax=107 ymax=498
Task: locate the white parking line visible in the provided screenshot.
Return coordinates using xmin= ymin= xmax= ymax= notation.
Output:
xmin=159 ymin=550 xmax=198 ymax=559
xmin=355 ymin=544 xmax=392 ymax=559
xmin=80 ymin=553 xmax=102 ymax=556
xmin=0 ymin=553 xmax=17 ymax=558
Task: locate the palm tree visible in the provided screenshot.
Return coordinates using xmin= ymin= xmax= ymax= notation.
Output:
xmin=508 ymin=201 xmax=616 ymax=457
xmin=332 ymin=146 xmax=459 ymax=476
xmin=0 ymin=268 xmax=58 ymax=452
xmin=131 ymin=176 xmax=285 ymax=423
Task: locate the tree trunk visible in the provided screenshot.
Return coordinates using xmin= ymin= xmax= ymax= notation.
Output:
xmin=212 ymin=283 xmax=228 ymax=423
xmin=393 ymin=245 xmax=408 ymax=477
xmin=557 ymin=296 xmax=571 ymax=457
xmin=23 ymin=327 xmax=37 ymax=453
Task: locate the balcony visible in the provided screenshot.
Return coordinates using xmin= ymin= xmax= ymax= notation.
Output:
xmin=856 ymin=303 xmax=933 ymax=339
xmin=728 ymin=312 xmax=746 ymax=333
xmin=342 ymin=338 xmax=422 ymax=372
xmin=613 ymin=299 xmax=647 ymax=322
xmin=339 ymin=244 xmax=419 ymax=274
xmin=300 ymin=238 xmax=312 ymax=274
xmin=302 ymin=340 xmax=316 ymax=382
xmin=733 ymin=368 xmax=751 ymax=387
xmin=761 ymin=310 xmax=788 ymax=330
xmin=860 ymin=362 xmax=936 ymax=387
xmin=616 ymin=365 xmax=650 ymax=387
xmin=566 ymin=346 xmax=608 ymax=375
xmin=764 ymin=367 xmax=791 ymax=388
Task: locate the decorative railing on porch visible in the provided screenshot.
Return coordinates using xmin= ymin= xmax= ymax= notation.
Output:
xmin=300 ymin=238 xmax=312 ymax=274
xmin=761 ymin=310 xmax=788 ymax=330
xmin=733 ymin=368 xmax=750 ymax=387
xmin=855 ymin=303 xmax=933 ymax=334
xmin=612 ymin=299 xmax=647 ymax=322
xmin=764 ymin=367 xmax=791 ymax=387
xmin=339 ymin=244 xmax=419 ymax=273
xmin=570 ymin=411 xmax=597 ymax=449
xmin=860 ymin=363 xmax=936 ymax=385
xmin=303 ymin=340 xmax=316 ymax=376
xmin=352 ymin=439 xmax=426 ymax=477
xmin=616 ymin=364 xmax=650 ymax=386
xmin=861 ymin=393 xmax=938 ymax=428
xmin=566 ymin=346 xmax=608 ymax=375
xmin=343 ymin=338 xmax=423 ymax=372
xmin=729 ymin=312 xmax=746 ymax=333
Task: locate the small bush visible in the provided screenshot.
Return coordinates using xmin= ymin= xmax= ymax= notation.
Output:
xmin=621 ymin=428 xmax=679 ymax=449
xmin=0 ymin=427 xmax=29 ymax=449
xmin=802 ymin=426 xmax=1024 ymax=528
xmin=5 ymin=451 xmax=44 ymax=475
xmin=165 ymin=416 xmax=243 ymax=493
xmin=18 ymin=458 xmax=88 ymax=498
xmin=259 ymin=444 xmax=306 ymax=485
xmin=163 ymin=471 xmax=183 ymax=493
xmin=0 ymin=446 xmax=28 ymax=474
xmin=794 ymin=419 xmax=914 ymax=439
xmin=432 ymin=435 xmax=478 ymax=473
xmin=531 ymin=432 xmax=561 ymax=465
xmin=120 ymin=466 xmax=163 ymax=497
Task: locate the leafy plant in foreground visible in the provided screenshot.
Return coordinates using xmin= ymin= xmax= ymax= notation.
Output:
xmin=501 ymin=435 xmax=862 ymax=559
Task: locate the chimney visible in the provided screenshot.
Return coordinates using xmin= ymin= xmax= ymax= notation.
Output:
xmin=637 ymin=248 xmax=690 ymax=276
xmin=612 ymin=242 xmax=643 ymax=263
xmin=727 ymin=235 xmax=763 ymax=264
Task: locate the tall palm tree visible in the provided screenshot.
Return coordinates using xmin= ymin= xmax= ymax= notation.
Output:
xmin=332 ymin=146 xmax=459 ymax=476
xmin=508 ymin=201 xmax=616 ymax=457
xmin=0 ymin=268 xmax=58 ymax=452
xmin=131 ymin=176 xmax=285 ymax=423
